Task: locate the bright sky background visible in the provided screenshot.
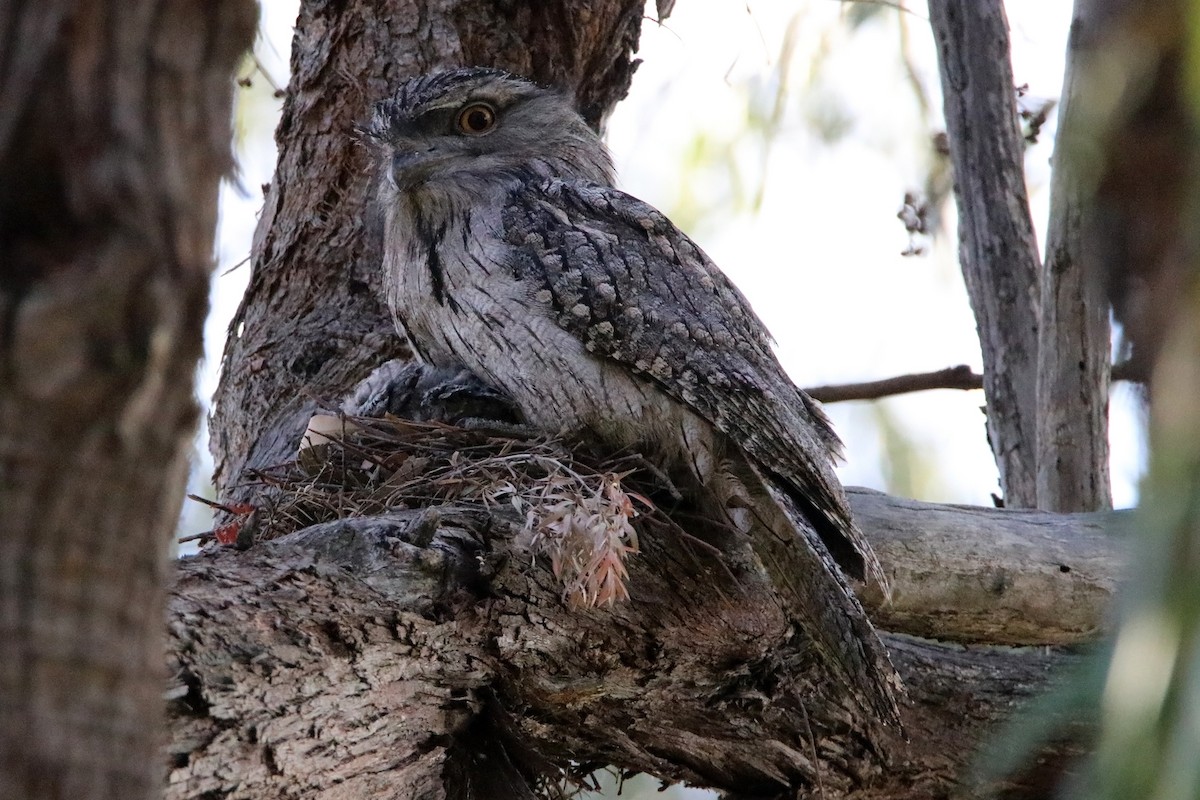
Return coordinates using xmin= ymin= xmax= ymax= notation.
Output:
xmin=194 ymin=0 xmax=1145 ymax=535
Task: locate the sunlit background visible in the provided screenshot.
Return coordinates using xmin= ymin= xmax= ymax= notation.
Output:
xmin=187 ymin=5 xmax=1145 ymax=791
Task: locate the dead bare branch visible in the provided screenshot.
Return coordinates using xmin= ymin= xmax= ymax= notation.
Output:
xmin=805 ymin=361 xmax=1138 ymax=404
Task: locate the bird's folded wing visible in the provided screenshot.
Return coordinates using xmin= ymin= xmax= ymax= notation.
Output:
xmin=500 ymin=179 xmax=882 ymax=586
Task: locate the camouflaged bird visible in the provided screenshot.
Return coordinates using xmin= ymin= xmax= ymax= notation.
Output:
xmin=366 ymin=67 xmax=900 ymax=723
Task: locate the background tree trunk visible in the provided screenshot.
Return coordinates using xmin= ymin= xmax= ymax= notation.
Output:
xmin=0 ymin=1 xmax=254 ymax=797
xmin=926 ymin=0 xmax=1044 ymax=508
xmin=209 ymin=0 xmax=646 ymax=506
xmin=1035 ymin=0 xmax=1112 ymax=513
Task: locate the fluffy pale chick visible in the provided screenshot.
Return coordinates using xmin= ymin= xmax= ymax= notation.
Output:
xmin=367 ymin=68 xmax=899 ymax=722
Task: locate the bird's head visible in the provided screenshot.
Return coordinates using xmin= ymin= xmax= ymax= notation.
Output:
xmin=365 ymin=68 xmax=615 ymax=196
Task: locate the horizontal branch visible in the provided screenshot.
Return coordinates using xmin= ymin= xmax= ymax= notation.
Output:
xmin=805 ymin=365 xmax=983 ymax=403
xmin=850 ymin=487 xmax=1125 ymax=644
xmin=805 ymin=361 xmax=1138 ymax=404
xmin=165 ymin=490 xmax=1125 ymax=799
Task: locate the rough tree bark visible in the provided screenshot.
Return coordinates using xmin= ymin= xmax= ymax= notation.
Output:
xmin=0 ymin=1 xmax=254 ymax=798
xmin=165 ymin=489 xmax=1119 ymax=800
xmin=926 ymin=0 xmax=1044 ymax=508
xmin=1035 ymin=0 xmax=1112 ymax=513
xmin=209 ymin=0 xmax=646 ymax=506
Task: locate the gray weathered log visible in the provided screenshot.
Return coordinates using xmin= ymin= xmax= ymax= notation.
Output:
xmin=851 ymin=488 xmax=1124 ymax=645
xmin=165 ymin=491 xmax=1121 ymax=800
xmin=0 ymin=2 xmax=255 ymax=798
xmin=1036 ymin=0 xmax=1113 ymax=513
xmin=927 ymin=0 xmax=1043 ymax=508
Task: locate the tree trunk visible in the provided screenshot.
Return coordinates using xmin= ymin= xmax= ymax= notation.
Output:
xmin=165 ymin=489 xmax=1117 ymax=799
xmin=1035 ymin=0 xmax=1113 ymax=513
xmin=209 ymin=0 xmax=646 ymax=508
xmin=927 ymin=0 xmax=1043 ymax=508
xmin=0 ymin=1 xmax=254 ymax=798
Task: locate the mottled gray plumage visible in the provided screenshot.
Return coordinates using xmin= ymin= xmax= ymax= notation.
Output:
xmin=367 ymin=68 xmax=900 ymax=723
xmin=343 ymin=359 xmax=521 ymax=426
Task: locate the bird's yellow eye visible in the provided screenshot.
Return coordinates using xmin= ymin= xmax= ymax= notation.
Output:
xmin=456 ymin=103 xmax=497 ymax=135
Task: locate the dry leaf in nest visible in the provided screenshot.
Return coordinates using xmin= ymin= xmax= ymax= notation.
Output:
xmin=518 ymin=470 xmax=644 ymax=608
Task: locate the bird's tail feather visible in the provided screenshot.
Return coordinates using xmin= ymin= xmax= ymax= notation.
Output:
xmin=733 ymin=461 xmax=903 ymax=728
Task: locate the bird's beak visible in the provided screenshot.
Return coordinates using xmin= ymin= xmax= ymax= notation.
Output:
xmin=390 ymin=145 xmax=429 ymax=170
xmin=388 ymin=141 xmax=440 ymax=190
